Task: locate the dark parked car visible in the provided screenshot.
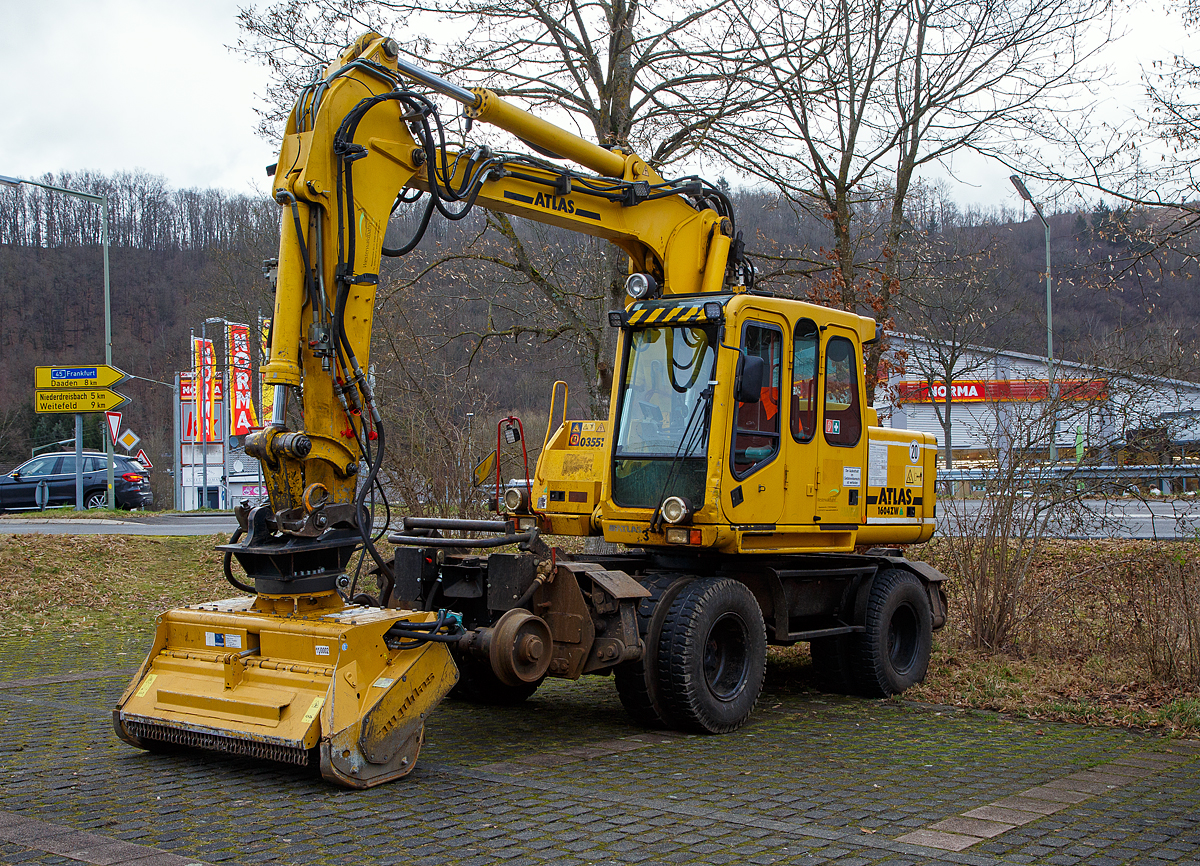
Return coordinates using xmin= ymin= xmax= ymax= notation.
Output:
xmin=0 ymin=451 xmax=153 ymax=511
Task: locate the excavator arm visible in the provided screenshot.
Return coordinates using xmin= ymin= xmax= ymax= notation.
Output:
xmin=244 ymin=32 xmax=736 ymax=569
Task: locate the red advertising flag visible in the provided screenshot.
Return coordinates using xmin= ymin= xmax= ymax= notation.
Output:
xmin=193 ymin=337 xmax=218 ymax=442
xmin=227 ymin=323 xmax=259 ymax=435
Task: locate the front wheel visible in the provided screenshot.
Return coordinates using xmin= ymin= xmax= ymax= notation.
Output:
xmin=658 ymin=577 xmax=766 ymax=733
xmin=855 ymin=569 xmax=932 ymax=697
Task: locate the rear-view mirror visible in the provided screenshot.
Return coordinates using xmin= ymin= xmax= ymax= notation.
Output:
xmin=736 ymin=355 xmax=765 ymax=404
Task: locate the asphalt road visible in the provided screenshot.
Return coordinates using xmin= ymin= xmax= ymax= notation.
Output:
xmin=938 ymin=498 xmax=1200 ymax=539
xmin=2 ymin=499 xmax=1198 ymax=538
xmin=0 ymin=512 xmax=238 ymax=536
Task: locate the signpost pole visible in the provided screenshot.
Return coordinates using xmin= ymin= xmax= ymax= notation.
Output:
xmin=201 ymin=323 xmax=209 ymax=510
xmin=173 ymin=374 xmax=182 ymax=511
xmin=103 ymin=196 xmax=114 ymax=508
xmin=75 ymin=413 xmax=83 ymax=510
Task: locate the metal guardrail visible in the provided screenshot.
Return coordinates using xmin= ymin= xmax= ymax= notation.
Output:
xmin=939 ymin=463 xmax=1200 ymax=494
xmin=939 ymin=463 xmax=1200 ymax=481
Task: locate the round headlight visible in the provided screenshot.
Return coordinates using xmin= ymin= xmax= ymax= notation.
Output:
xmin=660 ymin=495 xmax=692 ymax=525
xmin=625 ymin=272 xmax=659 ymax=300
xmin=504 ymin=486 xmax=530 ymax=512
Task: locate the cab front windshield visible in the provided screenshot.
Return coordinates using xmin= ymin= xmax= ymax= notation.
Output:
xmin=612 ymin=325 xmax=715 ymax=508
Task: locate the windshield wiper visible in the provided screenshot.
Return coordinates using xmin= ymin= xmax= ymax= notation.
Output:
xmin=649 ymin=383 xmax=714 ymax=533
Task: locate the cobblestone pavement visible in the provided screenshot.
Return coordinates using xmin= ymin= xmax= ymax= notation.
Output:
xmin=0 ymin=631 xmax=1196 ymax=866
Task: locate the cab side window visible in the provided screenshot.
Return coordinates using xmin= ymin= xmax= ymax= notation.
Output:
xmin=823 ymin=336 xmax=862 ymax=446
xmin=732 ymin=322 xmax=782 ymax=477
xmin=792 ymin=319 xmax=818 ymax=442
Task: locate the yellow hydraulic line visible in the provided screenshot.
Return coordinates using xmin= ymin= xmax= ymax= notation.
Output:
xmin=700 ymin=233 xmax=732 ymax=295
xmin=263 ymin=196 xmax=309 ymax=387
xmin=466 ymin=90 xmax=629 ymax=179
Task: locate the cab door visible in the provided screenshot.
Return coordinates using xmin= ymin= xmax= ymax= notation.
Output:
xmin=812 ymin=326 xmax=867 ymax=526
xmin=781 ymin=318 xmax=820 ymax=525
xmin=722 ymin=314 xmax=787 ymax=525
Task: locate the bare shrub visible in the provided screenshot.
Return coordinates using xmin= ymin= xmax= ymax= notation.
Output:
xmin=1122 ymin=545 xmax=1200 ymax=683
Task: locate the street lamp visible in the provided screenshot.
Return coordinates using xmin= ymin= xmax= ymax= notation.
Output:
xmin=1 ymin=173 xmax=116 ymax=506
xmin=1010 ymin=174 xmax=1056 ymax=459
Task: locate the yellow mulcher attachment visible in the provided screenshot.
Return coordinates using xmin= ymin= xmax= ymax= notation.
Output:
xmin=115 ymin=593 xmax=458 ymax=788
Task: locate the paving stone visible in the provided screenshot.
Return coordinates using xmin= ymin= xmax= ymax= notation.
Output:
xmin=1062 ymin=771 xmax=1137 ymax=787
xmin=38 ymin=836 xmax=157 ymax=865
xmin=4 ymin=633 xmax=1200 ymax=866
xmin=1019 ymin=785 xmax=1093 ymax=804
xmin=1042 ymin=777 xmax=1119 ymax=795
xmin=962 ymin=806 xmax=1044 ymax=826
xmin=927 ymin=816 xmax=1015 ymax=839
xmin=1098 ymin=762 xmax=1154 ymax=778
xmin=990 ymin=795 xmax=1069 ymax=815
xmin=893 ymin=829 xmax=981 ymax=851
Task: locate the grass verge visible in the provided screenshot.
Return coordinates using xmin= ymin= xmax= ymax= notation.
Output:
xmin=2 ymin=532 xmax=1197 ymax=737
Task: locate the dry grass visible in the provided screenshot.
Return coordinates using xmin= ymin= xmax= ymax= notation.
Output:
xmin=905 ymin=538 xmax=1200 ymax=736
xmin=2 ymin=532 xmax=1197 ymax=735
xmin=0 ymin=533 xmax=230 ymax=634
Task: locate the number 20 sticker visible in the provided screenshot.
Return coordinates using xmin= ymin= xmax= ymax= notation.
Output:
xmin=909 ymin=441 xmax=921 ymax=463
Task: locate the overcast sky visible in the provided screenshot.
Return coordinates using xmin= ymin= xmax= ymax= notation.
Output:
xmin=0 ymin=0 xmax=1193 ymax=210
xmin=0 ymin=0 xmax=272 ymax=197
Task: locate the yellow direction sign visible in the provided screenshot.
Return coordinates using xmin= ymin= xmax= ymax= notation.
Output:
xmin=34 ymin=364 xmax=127 ymax=389
xmin=35 ymin=388 xmax=128 ymax=414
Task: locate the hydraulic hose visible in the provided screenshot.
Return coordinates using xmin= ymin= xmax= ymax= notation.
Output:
xmin=222 ymin=526 xmax=256 ymax=594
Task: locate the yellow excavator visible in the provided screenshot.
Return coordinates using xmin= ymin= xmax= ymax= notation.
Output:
xmin=115 ymin=33 xmax=948 ymax=788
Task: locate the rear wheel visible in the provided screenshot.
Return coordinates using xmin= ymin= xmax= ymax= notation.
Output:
xmin=84 ymin=490 xmax=107 ymax=509
xmin=855 ymin=569 xmax=932 ymax=697
xmin=658 ymin=577 xmax=766 ymax=733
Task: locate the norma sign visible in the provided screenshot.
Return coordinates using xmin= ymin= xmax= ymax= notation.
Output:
xmin=897 ymin=379 xmax=1108 ymax=404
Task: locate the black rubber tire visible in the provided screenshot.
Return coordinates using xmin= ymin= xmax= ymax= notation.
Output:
xmin=855 ymin=569 xmax=932 ymax=697
xmin=658 ymin=577 xmax=766 ymax=733
xmin=809 ymin=634 xmax=860 ymax=694
xmin=450 ymin=653 xmax=542 ymax=705
xmin=84 ymin=489 xmax=107 ymax=509
xmin=614 ymin=575 xmax=691 ymax=729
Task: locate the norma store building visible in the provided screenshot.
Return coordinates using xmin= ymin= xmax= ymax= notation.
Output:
xmin=878 ymin=334 xmax=1200 ymax=489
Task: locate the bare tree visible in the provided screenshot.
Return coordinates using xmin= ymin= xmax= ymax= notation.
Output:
xmin=236 ymin=0 xmax=779 ymax=413
xmin=897 ymin=216 xmax=1025 ymax=468
xmin=721 ymin=0 xmax=1114 ymax=395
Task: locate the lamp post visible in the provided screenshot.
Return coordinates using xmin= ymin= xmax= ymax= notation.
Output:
xmin=1010 ymin=174 xmax=1056 ymax=460
xmin=0 ymin=173 xmax=115 ymax=506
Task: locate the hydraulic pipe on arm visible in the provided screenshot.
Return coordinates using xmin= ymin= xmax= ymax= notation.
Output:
xmin=243 ymin=34 xmax=429 ymax=583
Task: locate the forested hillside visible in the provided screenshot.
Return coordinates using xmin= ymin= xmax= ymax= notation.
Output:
xmin=1 ymin=171 xmax=1197 ymax=506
